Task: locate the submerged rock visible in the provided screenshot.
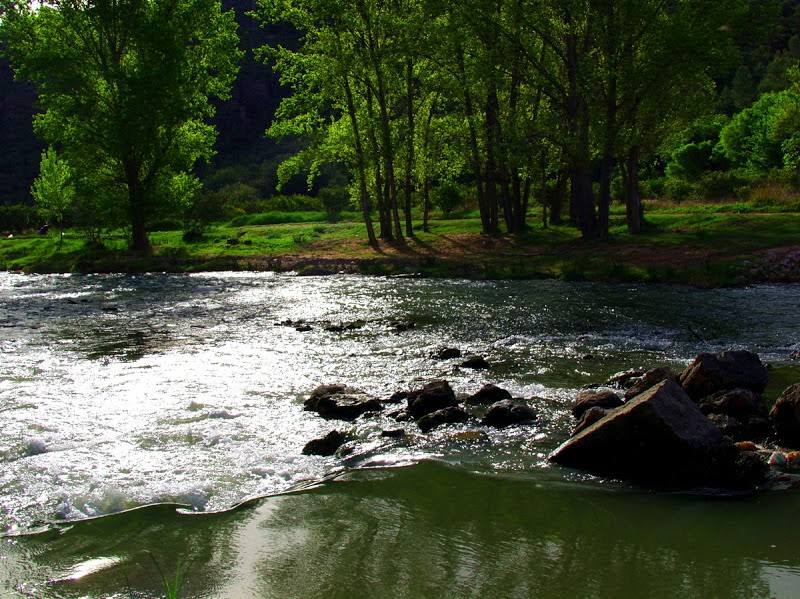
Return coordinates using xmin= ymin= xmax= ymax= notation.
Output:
xmin=304 ymin=385 xmax=382 ymax=420
xmin=406 ymin=380 xmax=459 ymax=419
xmin=481 ymin=400 xmax=537 ymax=428
xmin=623 ymin=367 xmax=678 ymax=400
xmin=460 ymin=355 xmax=491 ymax=370
xmin=465 ymin=383 xmax=512 ymax=406
xmin=550 ymin=379 xmax=764 ymax=489
xmin=302 ymin=430 xmax=348 ymax=456
xmin=417 ymin=406 xmax=469 ymax=433
xmin=606 ymin=368 xmax=647 ymax=389
xmin=433 ymin=347 xmax=462 ymax=360
xmin=381 ymin=429 xmax=407 ymax=439
xmin=679 ymin=350 xmax=768 ymax=401
xmin=572 ymin=389 xmax=623 ymax=419
xmin=698 ymin=388 xmax=767 ymax=419
xmin=769 ymin=384 xmax=800 ymax=446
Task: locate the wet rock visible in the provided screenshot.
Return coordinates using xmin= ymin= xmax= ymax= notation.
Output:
xmin=390 ymin=409 xmax=411 ymax=422
xmin=406 ymin=380 xmax=459 ymax=419
xmin=302 ymin=430 xmax=348 ymax=456
xmin=581 ymin=354 xmax=595 ymax=361
xmin=381 ymin=429 xmax=406 ymax=439
xmin=324 ymin=320 xmax=366 ymax=333
xmin=417 ymin=406 xmax=469 ymax=433
xmin=571 ymin=389 xmax=623 ymax=419
xmin=624 ymin=367 xmax=678 ymax=400
xmin=698 ymin=388 xmax=766 ymax=419
xmin=769 ymin=384 xmax=800 ymax=446
xmin=433 ymin=347 xmax=462 ymax=360
xmin=481 ymin=400 xmax=537 ymax=428
xmin=465 ymin=384 xmax=512 ymax=406
xmin=707 ymin=413 xmax=746 ymax=440
xmin=791 ymin=352 xmax=800 ymax=361
xmin=606 ymin=368 xmax=647 ymax=389
xmin=573 ymin=407 xmax=609 ymax=435
xmin=679 ymin=350 xmax=768 ymax=401
xmin=295 ymin=324 xmax=313 ymax=332
xmin=460 ymin=355 xmax=491 ymax=370
xmin=389 ymin=320 xmax=416 ymax=332
xmin=550 ymin=379 xmax=761 ymax=489
xmin=304 ymin=385 xmax=382 ymax=420
xmin=383 ymin=391 xmax=410 ymax=404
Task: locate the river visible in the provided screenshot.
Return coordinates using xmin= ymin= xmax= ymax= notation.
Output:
xmin=1 ymin=272 xmax=799 ymax=597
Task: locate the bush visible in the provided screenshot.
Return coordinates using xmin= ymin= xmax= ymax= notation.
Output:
xmin=432 ymin=182 xmax=463 ymax=216
xmin=664 ymin=177 xmax=695 ymax=202
xmin=696 ymin=171 xmax=750 ymax=200
xmin=0 ymin=203 xmax=42 ymax=232
xmin=260 ymin=194 xmax=324 ymax=212
xmin=319 ymin=186 xmax=350 ymax=218
xmin=641 ymin=177 xmax=666 ymax=198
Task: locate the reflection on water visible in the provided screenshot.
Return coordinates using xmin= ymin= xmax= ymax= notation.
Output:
xmin=1 ymin=272 xmax=800 ymax=597
xmin=3 ymin=463 xmax=800 ymax=598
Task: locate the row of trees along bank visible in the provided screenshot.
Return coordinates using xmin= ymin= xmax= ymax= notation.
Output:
xmin=0 ymin=0 xmax=750 ymax=250
xmin=258 ymin=0 xmax=742 ymax=243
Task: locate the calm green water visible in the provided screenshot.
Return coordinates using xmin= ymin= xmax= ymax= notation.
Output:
xmin=1 ymin=272 xmax=799 ymax=598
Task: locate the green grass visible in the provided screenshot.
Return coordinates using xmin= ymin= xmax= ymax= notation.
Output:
xmin=1 ymin=198 xmax=799 ymax=285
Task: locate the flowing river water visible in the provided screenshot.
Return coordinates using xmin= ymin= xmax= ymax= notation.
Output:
xmin=1 ymin=271 xmax=799 ymax=598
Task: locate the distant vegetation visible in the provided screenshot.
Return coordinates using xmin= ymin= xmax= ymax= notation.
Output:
xmin=0 ymin=0 xmax=798 ymax=253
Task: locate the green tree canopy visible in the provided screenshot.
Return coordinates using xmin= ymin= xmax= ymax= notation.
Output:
xmin=1 ymin=0 xmax=241 ymax=251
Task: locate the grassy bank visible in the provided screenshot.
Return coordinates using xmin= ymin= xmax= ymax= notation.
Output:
xmin=2 ymin=201 xmax=799 ymax=286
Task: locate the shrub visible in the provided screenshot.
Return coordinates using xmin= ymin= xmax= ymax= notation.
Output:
xmin=319 ymin=186 xmax=350 ymax=219
xmin=0 ymin=203 xmax=42 ymax=232
xmin=432 ymin=182 xmax=463 ymax=216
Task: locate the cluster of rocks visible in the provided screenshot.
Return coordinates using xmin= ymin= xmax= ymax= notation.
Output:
xmin=551 ymin=350 xmax=800 ymax=490
xmin=747 ymin=248 xmax=800 ymax=283
xmin=273 ymin=318 xmax=411 ymax=334
xmin=432 ymin=347 xmax=491 ymax=370
xmin=301 ymin=380 xmax=536 ymax=456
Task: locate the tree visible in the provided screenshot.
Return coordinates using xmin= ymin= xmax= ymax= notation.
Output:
xmin=32 ymin=146 xmax=74 ymax=245
xmin=1 ymin=0 xmax=241 ymax=252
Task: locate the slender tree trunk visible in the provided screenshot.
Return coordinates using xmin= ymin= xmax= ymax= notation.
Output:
xmin=625 ymin=146 xmax=643 ymax=234
xmin=551 ymin=171 xmax=566 ymax=225
xmin=343 ymin=74 xmax=377 ymax=246
xmin=403 ymin=58 xmax=415 ymax=237
xmin=599 ymin=152 xmax=613 ymax=239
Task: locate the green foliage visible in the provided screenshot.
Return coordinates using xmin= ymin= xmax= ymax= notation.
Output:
xmin=1 ymin=0 xmax=242 ymax=251
xmin=32 ymin=147 xmax=75 ymax=244
xmin=432 ymin=182 xmax=464 ymax=217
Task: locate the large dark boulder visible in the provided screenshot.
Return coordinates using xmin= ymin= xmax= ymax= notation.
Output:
xmin=302 ymin=430 xmax=348 ymax=456
xmin=573 ymin=407 xmax=610 ymax=435
xmin=571 ymin=389 xmax=623 ymax=419
xmin=407 ymin=380 xmax=459 ymax=419
xmin=769 ymin=384 xmax=800 ymax=446
xmin=304 ymin=385 xmax=382 ymax=420
xmin=417 ymin=406 xmax=469 ymax=433
xmin=623 ymin=367 xmax=678 ymax=400
xmin=550 ymin=379 xmax=763 ymax=489
xmin=465 ymin=384 xmax=513 ymax=406
xmin=481 ymin=400 xmax=537 ymax=428
xmin=679 ymin=351 xmax=768 ymax=401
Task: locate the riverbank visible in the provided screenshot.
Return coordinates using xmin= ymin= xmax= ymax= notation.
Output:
xmin=2 ymin=205 xmax=800 ymax=286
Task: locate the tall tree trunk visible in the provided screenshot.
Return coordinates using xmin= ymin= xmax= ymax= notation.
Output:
xmin=625 ymin=146 xmax=643 ymax=234
xmin=343 ymin=74 xmax=377 ymax=246
xmin=484 ymin=85 xmax=500 ymax=236
xmin=366 ymin=86 xmax=392 ymax=240
xmin=456 ymin=47 xmax=490 ymax=235
xmin=565 ymin=31 xmax=596 ymax=239
xmin=403 ymin=58 xmax=415 ymax=237
xmin=421 ymin=97 xmax=435 ymax=234
xmin=125 ymin=159 xmax=150 ymax=253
